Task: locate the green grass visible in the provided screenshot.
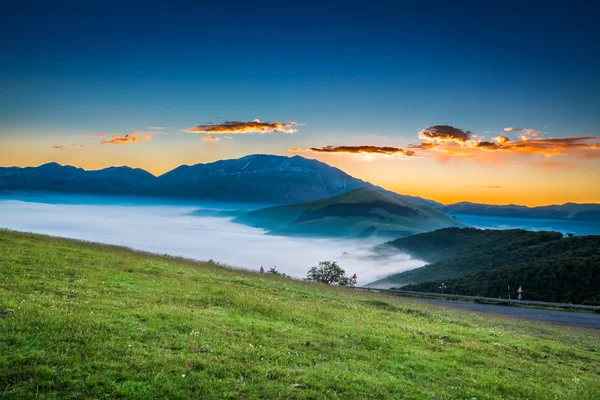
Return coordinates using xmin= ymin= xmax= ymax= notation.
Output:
xmin=1 ymin=230 xmax=599 ymax=399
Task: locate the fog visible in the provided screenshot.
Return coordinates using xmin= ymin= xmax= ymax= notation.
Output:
xmin=0 ymin=198 xmax=426 ymax=285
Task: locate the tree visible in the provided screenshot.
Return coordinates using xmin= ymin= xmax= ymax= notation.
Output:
xmin=267 ymin=266 xmax=288 ymax=277
xmin=305 ymin=261 xmax=350 ymax=285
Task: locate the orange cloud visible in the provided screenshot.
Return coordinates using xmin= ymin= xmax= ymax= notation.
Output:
xmin=101 ymin=133 xmax=152 ymax=145
xmin=185 ymin=119 xmax=298 ymax=134
xmin=418 ymin=125 xmax=472 ymax=143
xmin=52 ymin=145 xmax=64 ymax=150
xmin=411 ymin=124 xmax=600 ymax=161
xmin=475 ymin=136 xmax=600 ymax=157
xmin=306 ymin=145 xmax=416 ymax=157
xmin=288 ymin=147 xmax=305 ymax=153
xmin=202 ymin=136 xmax=220 ymax=141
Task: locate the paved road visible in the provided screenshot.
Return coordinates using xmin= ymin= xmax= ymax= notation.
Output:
xmin=412 ymin=298 xmax=600 ymax=330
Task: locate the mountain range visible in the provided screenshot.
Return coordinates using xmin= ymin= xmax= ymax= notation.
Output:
xmin=234 ymin=187 xmax=466 ymax=238
xmin=440 ymin=202 xmax=600 ymax=222
xmin=0 ymin=155 xmax=438 ymax=206
xmin=1 ymin=155 xmax=598 ymax=219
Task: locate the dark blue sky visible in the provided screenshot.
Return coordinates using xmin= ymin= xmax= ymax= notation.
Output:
xmin=1 ymin=1 xmax=599 ymax=204
xmin=3 ymin=0 xmax=599 ymax=132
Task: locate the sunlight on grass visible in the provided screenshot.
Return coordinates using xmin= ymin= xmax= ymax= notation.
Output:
xmin=1 ymin=230 xmax=599 ymax=399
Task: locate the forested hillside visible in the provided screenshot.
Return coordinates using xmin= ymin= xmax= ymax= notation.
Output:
xmin=403 ymin=254 xmax=600 ymax=305
xmin=370 ymin=228 xmax=564 ymax=286
xmin=369 ymin=229 xmax=600 ymax=304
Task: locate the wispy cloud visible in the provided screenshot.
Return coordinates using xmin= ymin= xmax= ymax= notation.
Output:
xmin=291 ymin=145 xmax=416 ymax=157
xmin=504 ymin=127 xmax=541 ymax=137
xmin=148 ymin=126 xmax=165 ymax=130
xmin=202 ymin=136 xmax=220 ymax=141
xmin=101 ymin=133 xmax=152 ymax=145
xmin=185 ymin=119 xmax=298 ymax=134
xmin=475 ymin=136 xmax=600 ymax=157
xmin=307 ymin=145 xmax=416 ymax=157
xmin=52 ymin=145 xmax=64 ymax=150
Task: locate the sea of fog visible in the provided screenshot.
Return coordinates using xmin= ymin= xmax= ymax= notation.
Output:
xmin=0 ymin=194 xmax=426 ymax=285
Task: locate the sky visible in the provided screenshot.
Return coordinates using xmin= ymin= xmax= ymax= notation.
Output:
xmin=1 ymin=0 xmax=599 ymax=206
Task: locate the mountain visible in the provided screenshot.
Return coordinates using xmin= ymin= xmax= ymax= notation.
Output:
xmin=368 ymin=228 xmax=600 ymax=297
xmin=0 ymin=162 xmax=155 ymax=194
xmin=441 ymin=202 xmax=600 ymax=222
xmin=0 ymin=155 xmax=441 ymax=206
xmin=234 ymin=187 xmax=465 ymax=238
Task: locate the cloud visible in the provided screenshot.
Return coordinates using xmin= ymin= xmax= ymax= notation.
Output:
xmin=418 ymin=125 xmax=472 ymax=143
xmin=306 ymin=145 xmax=416 ymax=157
xmin=288 ymin=147 xmax=305 ymax=153
xmin=52 ymin=145 xmax=64 ymax=150
xmin=504 ymin=127 xmax=541 ymax=137
xmin=411 ymin=124 xmax=600 ymax=161
xmin=148 ymin=126 xmax=165 ymax=130
xmin=202 ymin=136 xmax=220 ymax=141
xmin=223 ymin=136 xmax=234 ymax=140
xmin=101 ymin=133 xmax=152 ymax=145
xmin=185 ymin=119 xmax=298 ymax=134
xmin=90 ymin=130 xmax=164 ymax=139
xmin=475 ymin=136 xmax=600 ymax=157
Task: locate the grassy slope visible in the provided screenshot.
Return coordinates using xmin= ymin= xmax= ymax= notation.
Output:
xmin=1 ymin=230 xmax=599 ymax=399
xmin=235 ymin=188 xmax=464 ymax=238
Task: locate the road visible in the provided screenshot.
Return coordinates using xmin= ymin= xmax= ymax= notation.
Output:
xmin=412 ymin=298 xmax=600 ymax=330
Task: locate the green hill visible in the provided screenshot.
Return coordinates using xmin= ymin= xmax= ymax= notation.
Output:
xmin=403 ymin=253 xmax=600 ymax=304
xmin=234 ymin=188 xmax=465 ymax=238
xmin=368 ymin=228 xmax=600 ymax=303
xmin=1 ymin=230 xmax=599 ymax=399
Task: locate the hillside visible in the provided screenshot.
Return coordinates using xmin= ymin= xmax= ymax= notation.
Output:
xmin=368 ymin=228 xmax=600 ymax=303
xmin=403 ymin=253 xmax=600 ymax=305
xmin=442 ymin=202 xmax=600 ymax=222
xmin=1 ymin=230 xmax=599 ymax=399
xmin=0 ymin=155 xmax=441 ymax=206
xmin=234 ymin=188 xmax=465 ymax=238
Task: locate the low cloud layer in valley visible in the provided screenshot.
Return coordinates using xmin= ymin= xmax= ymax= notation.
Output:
xmin=0 ymin=198 xmax=425 ymax=285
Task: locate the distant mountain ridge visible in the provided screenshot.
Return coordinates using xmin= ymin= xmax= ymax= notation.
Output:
xmin=0 ymin=155 xmax=440 ymax=206
xmin=441 ymin=201 xmax=600 ymax=222
xmin=234 ymin=187 xmax=465 ymax=238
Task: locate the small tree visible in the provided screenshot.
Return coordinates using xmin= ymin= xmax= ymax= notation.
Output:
xmin=268 ymin=266 xmax=288 ymax=277
xmin=305 ymin=261 xmax=350 ymax=285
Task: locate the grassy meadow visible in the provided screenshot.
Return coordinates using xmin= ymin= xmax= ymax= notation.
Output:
xmin=1 ymin=229 xmax=599 ymax=399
